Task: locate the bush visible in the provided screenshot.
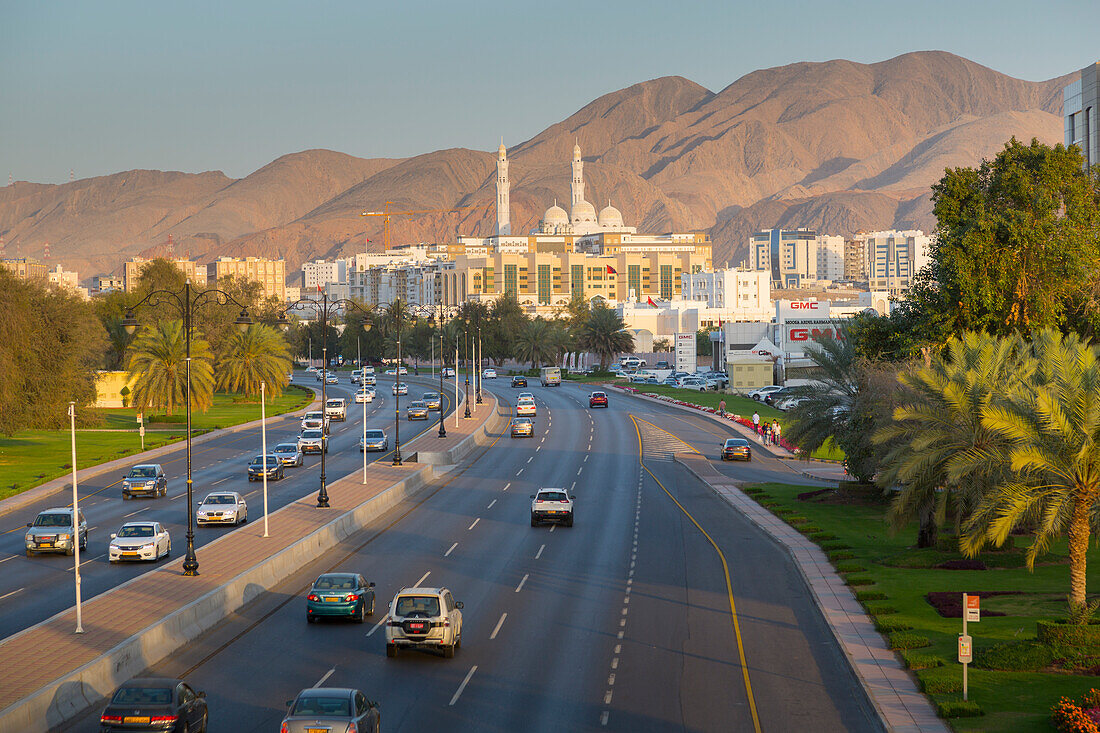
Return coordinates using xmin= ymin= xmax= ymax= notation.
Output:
xmin=742 ymin=487 xmax=766 ymax=496
xmin=828 ymin=550 xmax=855 ymax=562
xmin=846 ymin=576 xmax=874 ymax=586
xmin=1052 ymin=690 xmax=1100 ymax=733
xmin=786 ymin=516 xmax=810 ymax=525
xmin=856 ymin=591 xmax=887 ymax=602
xmin=810 ymin=532 xmax=839 ymax=542
xmin=865 ymin=602 xmax=898 ymax=616
xmin=796 ymin=525 xmax=823 ymax=535
xmin=1038 ymin=620 xmax=1100 ymax=648
xmin=889 ymin=632 xmax=932 ymax=650
xmin=937 ymin=700 xmax=984 ymax=719
xmin=901 ymin=650 xmax=944 ymax=670
xmin=773 ymin=507 xmax=795 ymax=516
xmin=874 ymin=615 xmax=913 ymax=633
xmin=836 ymin=562 xmax=867 ymax=573
xmin=821 ymin=542 xmax=852 ymax=552
xmin=974 ymin=640 xmax=1056 ymax=671
xmin=920 ymin=675 xmax=962 ymax=694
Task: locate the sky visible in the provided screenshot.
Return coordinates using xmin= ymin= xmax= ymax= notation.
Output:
xmin=2 ymin=0 xmax=1097 ymax=184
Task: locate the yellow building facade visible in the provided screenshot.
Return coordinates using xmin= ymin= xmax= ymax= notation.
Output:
xmin=206 ymin=257 xmax=286 ymax=301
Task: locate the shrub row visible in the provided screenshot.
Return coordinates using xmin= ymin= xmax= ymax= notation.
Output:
xmin=974 ymin=640 xmax=1056 ymax=672
xmin=889 ymin=632 xmax=932 ymax=650
xmin=900 ymin=650 xmax=944 ymax=670
xmin=873 ymin=615 xmax=913 ymax=633
xmin=937 ymin=700 xmax=984 ymax=718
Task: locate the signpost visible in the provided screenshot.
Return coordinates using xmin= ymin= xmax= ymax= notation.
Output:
xmin=959 ymin=593 xmax=980 ymax=700
xmin=136 ymin=412 xmax=145 ymax=451
xmin=675 ymin=332 xmax=697 ymax=374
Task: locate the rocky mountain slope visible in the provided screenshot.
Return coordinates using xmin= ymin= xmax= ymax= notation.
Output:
xmin=0 ymin=51 xmax=1073 ymax=276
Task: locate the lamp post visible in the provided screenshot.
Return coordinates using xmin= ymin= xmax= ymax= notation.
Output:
xmin=121 ymin=281 xmax=253 ymax=576
xmin=368 ymin=315 xmax=404 ymax=466
xmin=476 ymin=315 xmax=483 ymax=405
xmin=463 ymin=316 xmax=472 ymax=419
xmin=428 ymin=305 xmax=447 ymax=439
xmin=68 ymin=402 xmax=83 ymax=634
xmin=261 ymin=381 xmax=269 ymax=538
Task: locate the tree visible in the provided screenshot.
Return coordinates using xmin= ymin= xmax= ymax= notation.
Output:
xmin=514 ymin=319 xmax=556 ymax=369
xmin=215 ymin=324 xmax=293 ymax=398
xmin=127 ymin=320 xmax=214 ymax=415
xmin=653 ymin=337 xmax=671 ymax=352
xmin=578 ymin=302 xmax=634 ymax=370
xmin=874 ymin=332 xmax=1025 ymax=548
xmin=696 ymin=329 xmax=715 ymax=357
xmin=485 ymin=293 xmax=526 ymax=365
xmin=962 ymin=330 xmax=1100 ymax=619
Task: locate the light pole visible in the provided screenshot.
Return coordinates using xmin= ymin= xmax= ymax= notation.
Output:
xmin=428 ymin=305 xmax=447 ymax=438
xmin=68 ymin=402 xmax=83 ymax=634
xmin=476 ymin=315 xmax=483 ymax=405
xmin=261 ymin=381 xmax=269 ymax=538
xmin=122 ymin=281 xmax=253 ymax=576
xmin=463 ymin=316 xmax=471 ymax=419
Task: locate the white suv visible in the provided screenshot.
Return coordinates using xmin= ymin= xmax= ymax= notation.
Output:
xmin=325 ymin=398 xmax=347 ymax=421
xmin=385 ymin=587 xmax=464 ymax=658
xmin=531 ymin=487 xmax=574 ymax=527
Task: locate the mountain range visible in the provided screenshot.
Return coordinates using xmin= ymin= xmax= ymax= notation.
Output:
xmin=0 ymin=51 xmax=1073 ymax=279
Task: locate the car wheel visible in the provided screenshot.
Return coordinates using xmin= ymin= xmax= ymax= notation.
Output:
xmin=565 ymin=515 xmax=573 ymax=528
xmin=122 ymin=493 xmax=130 ymax=501
xmin=25 ymin=549 xmax=33 ymax=558
xmin=368 ymin=598 xmax=375 ymax=616
xmin=66 ymin=545 xmax=74 ymax=556
xmin=455 ymin=632 xmax=461 ymax=649
xmin=166 ymin=541 xmax=171 ymax=557
xmin=307 ymin=614 xmax=316 ymax=624
xmin=443 ymin=643 xmax=455 ymax=659
xmin=386 ymin=644 xmax=397 ymax=658
xmin=199 ymin=711 xmax=208 ymax=733
xmin=182 ymin=721 xmax=190 ymax=733
xmin=531 ymin=517 xmax=538 ymax=527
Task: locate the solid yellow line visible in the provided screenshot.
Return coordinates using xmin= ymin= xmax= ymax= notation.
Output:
xmin=631 ymin=415 xmax=762 ymax=733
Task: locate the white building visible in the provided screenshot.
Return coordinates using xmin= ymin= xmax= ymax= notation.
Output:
xmin=302 ymin=259 xmax=347 ymax=291
xmin=681 ymin=269 xmax=771 ymax=318
xmin=750 ymin=229 xmax=844 ymax=288
xmin=853 ymin=230 xmax=932 ymax=296
xmin=47 ymin=264 xmax=88 ymax=299
xmin=1064 ymin=62 xmax=1099 ymax=172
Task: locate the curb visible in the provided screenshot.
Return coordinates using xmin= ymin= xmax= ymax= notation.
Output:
xmin=0 ymin=386 xmax=321 ymax=521
xmin=673 ymin=453 xmax=947 ymax=733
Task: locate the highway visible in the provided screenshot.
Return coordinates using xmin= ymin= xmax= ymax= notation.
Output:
xmin=0 ymin=371 xmax=459 ymax=641
xmin=63 ymin=380 xmax=882 ymax=731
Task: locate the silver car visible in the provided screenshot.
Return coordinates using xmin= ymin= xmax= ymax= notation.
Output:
xmin=25 ymin=507 xmax=87 ymax=556
xmin=281 ymin=688 xmax=380 ymax=733
xmin=406 ymin=401 xmax=429 ymax=420
xmin=272 ymin=442 xmax=304 ymax=467
xmin=298 ymin=429 xmax=328 ymax=454
xmin=121 ymin=463 xmax=167 ymax=499
xmin=422 ymin=391 xmax=442 ymax=410
xmin=196 ymin=492 xmax=248 ymax=526
xmin=360 ymin=429 xmax=388 ymax=452
xmin=109 ymin=521 xmax=171 ymax=563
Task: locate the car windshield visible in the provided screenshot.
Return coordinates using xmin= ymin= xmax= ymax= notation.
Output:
xmin=725 ymin=439 xmax=749 ymax=448
xmin=302 ymin=430 xmax=323 ymax=439
xmin=203 ymin=495 xmax=236 ymax=505
xmin=394 ymin=595 xmax=441 ymax=617
xmin=33 ymin=513 xmax=71 ymax=527
xmin=364 ymin=430 xmax=385 ymax=439
xmin=409 ymin=402 xmax=426 ymax=409
xmin=111 ymin=687 xmax=172 ymax=705
xmin=592 ymin=392 xmax=605 ymax=398
xmin=127 ymin=467 xmax=158 ymax=478
xmin=274 ymin=445 xmax=296 ymax=454
xmin=424 ymin=393 xmax=439 ymax=399
xmin=313 ymin=574 xmax=358 ymax=590
xmin=292 ymin=695 xmax=351 ymax=717
xmin=514 ymin=418 xmax=531 ymax=425
xmin=118 ymin=525 xmax=155 ymax=537
xmin=538 ymin=491 xmax=568 ymax=502
xmin=305 ymin=412 xmax=323 ymax=419
xmin=250 ymin=456 xmax=278 ymax=465
xmin=326 ymin=400 xmax=342 ymax=407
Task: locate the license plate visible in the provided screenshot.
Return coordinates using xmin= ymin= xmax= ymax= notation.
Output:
xmin=38 ymin=542 xmax=53 ymax=547
xmin=324 ymin=597 xmax=340 ymax=603
xmin=306 ymin=728 xmax=329 ymax=733
xmin=122 ymin=552 xmax=139 ymax=557
xmin=124 ymin=717 xmax=150 ymax=724
xmin=409 ymin=622 xmax=427 ymax=631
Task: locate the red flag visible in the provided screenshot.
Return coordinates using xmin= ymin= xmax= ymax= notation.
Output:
xmin=317 ymin=284 xmax=323 ymax=293
xmin=647 ymin=296 xmax=657 ymax=307
xmin=606 ymin=265 xmax=617 ymax=274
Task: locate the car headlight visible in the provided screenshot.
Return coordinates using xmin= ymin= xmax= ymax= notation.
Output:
xmin=58 ymin=533 xmax=71 ymax=541
xmin=145 ymin=480 xmax=156 ymax=486
xmin=25 ymin=534 xmax=33 ymax=542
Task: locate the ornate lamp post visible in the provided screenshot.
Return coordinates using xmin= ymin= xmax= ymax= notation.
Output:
xmin=463 ymin=314 xmax=472 ymax=419
xmin=428 ymin=305 xmax=447 ymax=439
xmin=475 ymin=312 xmax=483 ymax=405
xmin=121 ymin=281 xmax=253 ymax=576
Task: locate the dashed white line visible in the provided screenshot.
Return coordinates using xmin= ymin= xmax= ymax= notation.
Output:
xmin=601 ymin=711 xmax=609 ymax=726
xmin=535 ymin=544 xmax=545 ymax=559
xmin=313 ymin=667 xmax=336 ymax=688
xmin=170 ymin=493 xmax=186 ymax=501
xmin=123 ymin=508 xmax=149 ymax=518
xmin=577 ymin=467 xmax=583 ymax=475
xmin=0 ymin=588 xmax=24 ymax=602
xmin=515 ymin=573 xmax=529 ymax=592
xmin=0 ymin=556 xmax=16 ymax=564
xmin=571 ymin=481 xmax=576 ymax=491
xmin=414 ymin=570 xmax=431 ymax=587
xmin=468 ymin=518 xmax=480 ymax=530
xmin=212 ymin=477 xmax=229 ymax=485
xmin=487 ymin=499 xmax=497 ymax=509
xmin=503 ymin=482 xmax=510 ymax=491
xmin=449 ymin=665 xmax=478 ymax=706
xmin=549 ymin=525 xmax=556 ymax=533
xmin=516 ymin=469 xmax=524 ymax=476
xmin=536 ymin=446 xmax=541 ymax=452
xmin=366 ymin=615 xmax=389 ymax=636
xmin=527 ymin=456 xmax=533 ymax=463
xmin=604 ymin=690 xmax=613 ymax=704
xmin=445 ymin=542 xmax=458 ymax=557
xmin=490 ymin=612 xmax=507 ymax=640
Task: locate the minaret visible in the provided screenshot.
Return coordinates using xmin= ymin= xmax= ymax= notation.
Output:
xmin=496 ymin=139 xmax=511 ymax=236
xmin=571 ymin=140 xmax=584 ymax=218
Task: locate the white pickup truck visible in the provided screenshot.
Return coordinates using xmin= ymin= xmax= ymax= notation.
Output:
xmin=530 ymin=487 xmax=574 ymax=527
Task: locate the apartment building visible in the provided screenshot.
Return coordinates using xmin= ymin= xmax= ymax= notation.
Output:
xmin=1065 ymin=62 xmax=1099 ymax=172
xmin=0 ymin=257 xmax=47 ymax=280
xmin=301 ymin=259 xmax=347 ymax=291
xmin=750 ymin=229 xmax=844 ymax=288
xmin=123 ymin=257 xmax=207 ymax=291
xmin=206 ymin=256 xmax=286 ymax=301
xmin=681 ymin=268 xmax=772 ymax=319
xmin=853 ymin=230 xmax=932 ymax=296
xmin=844 ymin=238 xmax=867 ymax=281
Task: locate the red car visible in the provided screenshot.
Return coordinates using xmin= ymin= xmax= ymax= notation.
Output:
xmin=589 ymin=391 xmax=608 ymax=408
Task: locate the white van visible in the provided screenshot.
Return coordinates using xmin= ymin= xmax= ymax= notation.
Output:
xmin=540 ymin=366 xmax=562 ymax=386
xmin=325 ymin=398 xmax=347 ymax=422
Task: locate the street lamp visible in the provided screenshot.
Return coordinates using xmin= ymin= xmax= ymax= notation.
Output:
xmin=463 ymin=315 xmax=472 ymax=419
xmin=475 ymin=314 xmax=483 ymax=405
xmin=427 ymin=306 xmax=447 ymax=439
xmin=121 ymin=281 xmax=253 ymax=576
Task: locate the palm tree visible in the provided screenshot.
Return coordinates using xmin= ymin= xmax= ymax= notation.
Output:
xmin=215 ymin=324 xmax=293 ymax=398
xmin=514 ymin=319 xmax=555 ymax=369
xmin=874 ymin=331 xmax=1026 ymax=547
xmin=963 ymin=330 xmax=1100 ymax=618
xmin=578 ymin=303 xmax=633 ymax=370
xmin=783 ymin=334 xmax=859 ymax=456
xmin=127 ymin=320 xmax=214 ymax=415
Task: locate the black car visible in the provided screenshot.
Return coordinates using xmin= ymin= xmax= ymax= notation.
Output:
xmin=100 ymin=677 xmax=207 ymax=732
xmin=247 ymin=454 xmax=285 ymax=481
xmin=512 ymin=376 xmax=527 ymax=388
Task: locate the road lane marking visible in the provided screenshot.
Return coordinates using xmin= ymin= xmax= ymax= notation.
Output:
xmin=0 ymin=588 xmax=24 ymax=602
xmin=535 ymin=544 xmax=545 ymax=559
xmin=414 ymin=571 xmax=431 ymax=587
xmin=449 ymin=665 xmax=477 ymax=706
xmin=515 ymin=573 xmax=528 ymax=592
xmin=444 ymin=542 xmax=459 ymax=557
xmin=70 ymin=553 xmax=105 ymax=570
xmin=490 ymin=612 xmax=507 ymax=640
xmin=212 ymin=477 xmax=229 ymax=485
xmin=123 ymin=508 xmax=149 ymax=518
xmin=601 ymin=711 xmax=609 ymax=726
xmin=503 ymin=482 xmax=510 ymax=491
xmin=313 ymin=667 xmax=336 ymax=688
xmin=516 ymin=469 xmax=524 ymax=476
xmin=0 ymin=556 xmax=16 ymax=564
xmin=527 ymin=456 xmax=533 ymax=463
xmin=549 ymin=525 xmax=555 ymax=533
xmin=577 ymin=467 xmax=582 ymax=475
xmin=571 ymin=481 xmax=576 ymax=490
xmin=468 ymin=518 xmax=480 ymax=530
xmin=170 ymin=493 xmax=187 ymax=501
xmin=487 ymin=499 xmax=496 ymax=509
xmin=366 ymin=615 xmax=389 ymax=636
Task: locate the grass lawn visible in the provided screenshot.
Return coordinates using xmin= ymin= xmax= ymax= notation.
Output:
xmin=0 ymin=386 xmax=312 ymax=501
xmin=745 ymin=482 xmax=1100 ymax=731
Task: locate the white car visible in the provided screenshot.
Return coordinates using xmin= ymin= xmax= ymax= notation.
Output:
xmin=301 ymin=411 xmax=330 ymax=433
xmin=749 ymin=385 xmax=783 ymax=401
xmin=355 ymin=388 xmax=375 ymax=404
xmin=325 ymin=374 xmax=338 ymax=385
xmin=109 ymin=521 xmax=170 ymax=562
xmin=516 ymin=398 xmax=536 ymax=417
xmin=196 ymin=492 xmax=248 ymax=526
xmin=442 ymin=367 xmax=456 ymax=378
xmin=677 ymin=377 xmax=708 ymax=391
xmin=298 ymin=429 xmax=328 ymax=454
xmin=517 ymin=392 xmax=534 ymax=401
xmin=362 ymin=374 xmax=377 ymax=386
xmin=531 ymin=487 xmax=574 ymax=527
xmin=386 ymin=586 xmax=464 ymax=658
xmin=483 ymin=368 xmax=497 ymax=379
xmin=325 ymin=398 xmax=347 ymax=421
xmin=393 ymin=382 xmax=409 ymax=395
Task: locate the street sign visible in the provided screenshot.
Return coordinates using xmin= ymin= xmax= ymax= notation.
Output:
xmin=958 ymin=634 xmax=973 ymax=664
xmin=138 ymin=425 xmax=145 ymax=437
xmin=965 ymin=594 xmax=980 ymax=622
xmin=136 ymin=413 xmax=143 ymax=425
xmin=675 ymin=332 xmax=697 ymax=374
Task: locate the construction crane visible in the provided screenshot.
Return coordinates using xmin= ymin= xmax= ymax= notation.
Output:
xmin=360 ymin=201 xmax=491 ymax=250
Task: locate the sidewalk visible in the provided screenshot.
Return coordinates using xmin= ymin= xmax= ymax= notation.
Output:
xmin=0 ymin=392 xmax=498 ymax=732
xmin=674 ymin=452 xmax=947 ymax=733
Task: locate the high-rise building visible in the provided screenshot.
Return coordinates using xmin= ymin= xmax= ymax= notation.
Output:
xmin=123 ymin=257 xmax=207 ymax=291
xmin=843 ymin=238 xmax=867 ymax=281
xmin=92 ymin=275 xmax=125 ymax=293
xmin=207 ymin=257 xmax=286 ymax=301
xmin=301 ymin=260 xmax=347 ymax=292
xmin=0 ymin=257 xmax=47 ymax=281
xmin=750 ymin=229 xmax=844 ymax=288
xmin=1064 ymin=62 xmax=1099 ymax=172
xmin=854 ymin=230 xmax=932 ymax=296
xmin=681 ymin=269 xmax=771 ymax=319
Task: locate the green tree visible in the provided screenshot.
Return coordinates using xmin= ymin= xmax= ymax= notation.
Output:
xmin=215 ymin=324 xmax=293 ymax=398
xmin=485 ymin=293 xmax=527 ymax=364
xmin=514 ymin=319 xmax=556 ymax=369
xmin=127 ymin=320 xmax=214 ymax=415
xmin=578 ymin=302 xmax=634 ymax=370
xmin=696 ymin=329 xmax=715 ymax=357
xmin=962 ymin=330 xmax=1100 ymax=618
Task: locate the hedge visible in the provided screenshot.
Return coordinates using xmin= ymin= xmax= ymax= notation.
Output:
xmin=936 ymin=700 xmax=984 ymax=718
xmin=1037 ymin=619 xmax=1100 ymax=647
xmin=889 ymin=632 xmax=932 ymax=650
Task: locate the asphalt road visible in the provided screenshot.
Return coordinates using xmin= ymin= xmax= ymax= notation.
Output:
xmin=0 ymin=371 xmax=459 ymax=641
xmin=63 ymin=380 xmax=881 ymax=732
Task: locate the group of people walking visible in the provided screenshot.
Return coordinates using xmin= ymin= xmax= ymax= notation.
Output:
xmin=751 ymin=411 xmax=782 ymax=446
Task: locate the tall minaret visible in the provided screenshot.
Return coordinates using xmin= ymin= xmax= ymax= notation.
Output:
xmin=571 ymin=141 xmax=585 ymax=218
xmin=496 ymin=139 xmax=511 ymax=236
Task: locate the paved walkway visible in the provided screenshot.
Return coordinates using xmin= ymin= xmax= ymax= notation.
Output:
xmin=0 ymin=393 xmax=496 ymax=715
xmin=674 ymin=452 xmax=947 ymax=733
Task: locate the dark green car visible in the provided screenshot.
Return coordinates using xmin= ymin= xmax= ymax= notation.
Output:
xmin=306 ymin=573 xmax=376 ymax=623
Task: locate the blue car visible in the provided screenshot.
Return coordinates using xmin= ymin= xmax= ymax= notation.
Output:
xmin=307 ymin=573 xmax=376 ymax=623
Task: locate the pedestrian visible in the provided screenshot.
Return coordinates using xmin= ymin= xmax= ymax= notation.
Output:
xmin=772 ymin=420 xmax=781 ymax=446
xmin=752 ymin=410 xmax=760 ymax=435
xmin=718 ymin=398 xmax=726 ymax=417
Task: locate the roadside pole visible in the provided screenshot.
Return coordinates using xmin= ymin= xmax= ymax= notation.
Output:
xmin=455 ymin=347 xmax=460 ymax=428
xmin=68 ymin=402 xmax=83 ymax=634
xmin=362 ymin=378 xmax=368 ymax=484
xmin=137 ymin=412 xmax=144 ymax=451
xmin=959 ymin=592 xmax=979 ymax=700
xmin=261 ymin=381 xmax=269 ymax=538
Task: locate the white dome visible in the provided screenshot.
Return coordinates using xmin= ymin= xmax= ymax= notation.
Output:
xmin=542 ymin=204 xmax=568 ymax=225
xmin=572 ymin=199 xmax=597 ymax=223
xmin=598 ymin=204 xmax=623 ymax=228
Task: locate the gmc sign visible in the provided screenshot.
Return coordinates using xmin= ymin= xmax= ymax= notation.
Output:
xmin=788 ymin=301 xmax=820 ymax=310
